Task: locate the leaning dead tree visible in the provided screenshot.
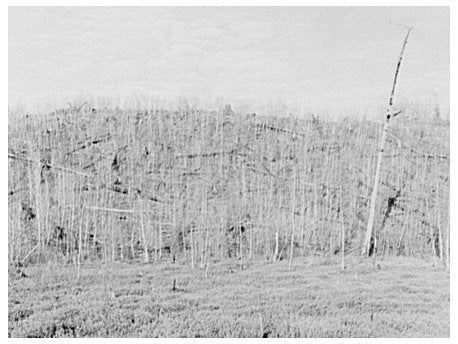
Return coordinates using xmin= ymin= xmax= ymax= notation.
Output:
xmin=362 ymin=25 xmax=413 ymax=257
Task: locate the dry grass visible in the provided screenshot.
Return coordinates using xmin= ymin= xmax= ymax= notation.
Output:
xmin=8 ymin=256 xmax=449 ymax=337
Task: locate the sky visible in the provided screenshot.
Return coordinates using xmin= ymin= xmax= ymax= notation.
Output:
xmin=9 ymin=7 xmax=449 ymax=116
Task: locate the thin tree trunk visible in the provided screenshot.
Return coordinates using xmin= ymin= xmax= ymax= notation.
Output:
xmin=445 ymin=216 xmax=449 ymax=271
xmin=340 ymin=186 xmax=345 ymax=270
xmin=435 ymin=160 xmax=444 ymax=264
xmin=362 ymin=26 xmax=412 ymax=256
xmin=190 ymin=224 xmax=195 ymax=269
xmin=140 ymin=206 xmax=149 ymax=263
xmin=289 ymin=175 xmax=297 ymax=271
xmin=274 ymin=230 xmax=279 ymax=262
xmin=77 ymin=206 xmax=84 ymax=280
xmin=397 ymin=210 xmax=410 ymax=255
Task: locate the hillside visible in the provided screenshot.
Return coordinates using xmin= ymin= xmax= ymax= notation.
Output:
xmin=8 ymin=104 xmax=450 ymax=268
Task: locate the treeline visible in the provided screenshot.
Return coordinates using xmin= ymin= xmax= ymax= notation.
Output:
xmin=8 ymin=104 xmax=450 ymax=268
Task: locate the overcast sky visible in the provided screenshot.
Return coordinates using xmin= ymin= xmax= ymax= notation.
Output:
xmin=9 ymin=7 xmax=449 ymax=115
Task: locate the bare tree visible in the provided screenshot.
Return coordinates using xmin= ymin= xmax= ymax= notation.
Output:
xmin=362 ymin=25 xmax=413 ymax=256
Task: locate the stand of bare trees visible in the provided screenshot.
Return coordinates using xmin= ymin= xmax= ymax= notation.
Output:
xmin=8 ymin=103 xmax=450 ymax=269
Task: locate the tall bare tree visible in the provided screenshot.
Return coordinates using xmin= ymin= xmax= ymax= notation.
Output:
xmin=362 ymin=25 xmax=413 ymax=256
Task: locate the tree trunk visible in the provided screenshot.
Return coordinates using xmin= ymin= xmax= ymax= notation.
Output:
xmin=362 ymin=26 xmax=412 ymax=256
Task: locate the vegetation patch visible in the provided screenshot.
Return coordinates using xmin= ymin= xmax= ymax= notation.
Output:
xmin=8 ymin=257 xmax=449 ymax=337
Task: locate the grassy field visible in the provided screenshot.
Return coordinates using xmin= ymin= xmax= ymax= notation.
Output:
xmin=8 ymin=256 xmax=449 ymax=338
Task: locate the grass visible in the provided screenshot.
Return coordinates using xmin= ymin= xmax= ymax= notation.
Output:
xmin=8 ymin=256 xmax=449 ymax=338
